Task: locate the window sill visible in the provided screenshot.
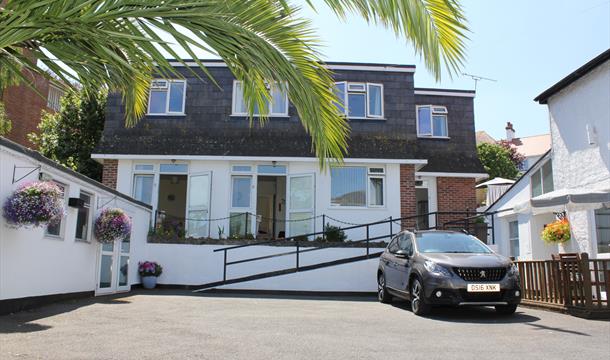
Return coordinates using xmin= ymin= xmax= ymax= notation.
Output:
xmin=417 ymin=135 xmax=450 ymax=140
xmin=44 ymin=234 xmax=64 ymax=241
xmin=230 ymin=114 xmax=290 ymax=118
xmin=348 ymin=117 xmax=386 ymax=121
xmin=146 ymin=113 xmax=186 ymax=117
xmin=329 ymin=206 xmax=387 ymax=210
xmin=75 ymin=238 xmax=91 ymax=244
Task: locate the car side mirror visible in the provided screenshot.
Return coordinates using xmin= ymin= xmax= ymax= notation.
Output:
xmin=394 ymin=250 xmax=409 ymax=259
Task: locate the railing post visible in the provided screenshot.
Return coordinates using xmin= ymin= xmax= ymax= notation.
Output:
xmin=366 ymin=224 xmax=370 ymax=256
xmin=223 ymin=249 xmax=227 ymax=282
xmin=244 ymin=212 xmax=249 ymax=238
xmin=579 ymin=253 xmax=593 ymax=309
xmin=490 ymin=212 xmax=496 ymax=245
xmin=389 ymin=216 xmax=393 ymax=236
xmin=322 ymin=214 xmax=326 ymax=241
xmin=296 ymin=239 xmax=300 ymax=271
xmin=465 ymin=208 xmax=470 ymax=233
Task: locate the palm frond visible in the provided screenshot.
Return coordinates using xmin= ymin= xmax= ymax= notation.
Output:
xmin=0 ymin=0 xmax=468 ymax=166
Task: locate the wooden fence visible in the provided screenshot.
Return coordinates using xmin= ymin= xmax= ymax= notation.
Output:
xmin=515 ymin=253 xmax=609 ymax=318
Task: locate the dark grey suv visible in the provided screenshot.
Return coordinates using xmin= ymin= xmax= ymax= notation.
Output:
xmin=377 ymin=230 xmax=521 ymax=316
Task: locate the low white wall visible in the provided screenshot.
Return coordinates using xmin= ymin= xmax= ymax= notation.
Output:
xmin=0 ymin=143 xmax=151 ymax=300
xmin=143 ymin=243 xmax=381 ymax=291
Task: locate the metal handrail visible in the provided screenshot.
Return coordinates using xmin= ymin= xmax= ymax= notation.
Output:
xmin=209 ymin=210 xmax=502 ymax=283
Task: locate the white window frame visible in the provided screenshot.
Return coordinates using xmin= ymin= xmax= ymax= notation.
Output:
xmin=146 ymin=79 xmax=187 ymax=116
xmin=330 ymin=166 xmax=386 ymax=208
xmin=45 ymin=181 xmax=68 ymax=239
xmin=416 ymin=105 xmax=449 ymax=138
xmin=75 ymin=191 xmax=94 ymax=243
xmin=508 ymin=220 xmax=520 ymax=258
xmin=47 ymin=85 xmax=63 ymax=111
xmin=366 ymin=83 xmax=384 ymax=118
xmin=530 ymin=160 xmax=553 ymax=197
xmin=231 ymin=80 xmax=289 ymax=117
xmin=334 ymin=82 xmax=384 ymax=119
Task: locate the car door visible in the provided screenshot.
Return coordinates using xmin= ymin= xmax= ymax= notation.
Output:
xmin=394 ymin=234 xmax=414 ymax=292
xmin=381 ymin=236 xmax=401 ymax=289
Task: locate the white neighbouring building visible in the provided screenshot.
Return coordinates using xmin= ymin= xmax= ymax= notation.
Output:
xmin=489 ymin=49 xmax=610 ymax=260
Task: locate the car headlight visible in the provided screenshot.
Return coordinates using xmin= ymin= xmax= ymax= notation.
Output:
xmin=508 ymin=263 xmax=519 ymax=277
xmin=424 ymin=260 xmax=452 ymax=277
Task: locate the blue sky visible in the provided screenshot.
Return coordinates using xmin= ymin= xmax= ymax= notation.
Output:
xmin=297 ymin=0 xmax=610 ymax=139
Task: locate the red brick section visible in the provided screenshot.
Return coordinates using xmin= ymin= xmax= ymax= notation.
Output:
xmin=436 ymin=177 xmax=477 ymax=228
xmin=399 ymin=164 xmax=416 ymax=229
xmin=101 ymin=159 xmax=118 ymax=190
xmin=2 ymin=73 xmax=51 ymax=148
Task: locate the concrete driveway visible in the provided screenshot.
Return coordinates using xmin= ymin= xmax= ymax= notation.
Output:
xmin=1 ymin=290 xmax=609 ymax=359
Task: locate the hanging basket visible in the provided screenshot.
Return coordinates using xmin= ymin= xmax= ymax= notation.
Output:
xmin=94 ymin=208 xmax=132 ymax=244
xmin=2 ymin=181 xmax=64 ymax=228
xmin=541 ymin=218 xmax=571 ymax=244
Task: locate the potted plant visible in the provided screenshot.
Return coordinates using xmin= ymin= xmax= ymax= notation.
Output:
xmin=94 ymin=208 xmax=132 ymax=243
xmin=138 ymin=261 xmax=163 ymax=289
xmin=541 ymin=218 xmax=571 ymax=244
xmin=2 ymin=181 xmax=64 ymax=228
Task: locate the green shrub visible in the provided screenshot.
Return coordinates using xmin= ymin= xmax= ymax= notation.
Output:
xmin=324 ymin=223 xmax=347 ymax=242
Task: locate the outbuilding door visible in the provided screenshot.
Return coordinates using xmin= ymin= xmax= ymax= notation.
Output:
xmin=95 ymin=235 xmax=131 ymax=295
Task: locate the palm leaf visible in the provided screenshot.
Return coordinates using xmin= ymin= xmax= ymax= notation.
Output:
xmin=0 ymin=0 xmax=468 ymax=166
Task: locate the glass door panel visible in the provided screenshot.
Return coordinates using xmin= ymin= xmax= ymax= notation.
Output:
xmin=187 ymin=173 xmax=211 ymax=238
xmin=287 ymin=173 xmax=315 ymax=238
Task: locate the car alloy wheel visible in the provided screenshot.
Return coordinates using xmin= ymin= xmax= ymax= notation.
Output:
xmin=410 ymin=278 xmax=430 ymax=315
xmin=378 ymin=273 xmax=391 ymax=303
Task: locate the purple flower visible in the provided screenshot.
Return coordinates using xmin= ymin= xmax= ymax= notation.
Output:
xmin=2 ymin=181 xmax=64 ymax=228
xmin=94 ymin=208 xmax=132 ymax=244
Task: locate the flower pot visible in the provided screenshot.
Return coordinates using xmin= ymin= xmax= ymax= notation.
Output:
xmin=141 ymin=275 xmax=158 ymax=289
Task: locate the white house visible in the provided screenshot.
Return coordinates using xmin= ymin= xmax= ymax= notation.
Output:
xmin=0 ymin=137 xmax=152 ymax=314
xmin=489 ymin=49 xmax=610 ymax=259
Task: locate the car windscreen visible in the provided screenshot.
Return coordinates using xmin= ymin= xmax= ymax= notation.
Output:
xmin=415 ymin=232 xmax=492 ymax=254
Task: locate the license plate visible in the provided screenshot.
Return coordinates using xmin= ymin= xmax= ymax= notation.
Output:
xmin=467 ymin=284 xmax=500 ymax=292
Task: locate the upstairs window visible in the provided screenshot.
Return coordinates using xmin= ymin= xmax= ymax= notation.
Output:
xmin=232 ymin=81 xmax=288 ymax=116
xmin=417 ymin=105 xmax=448 ymax=137
xmin=333 ymin=82 xmax=383 ymax=119
xmin=147 ymin=79 xmax=186 ymax=115
xmin=531 ymin=160 xmax=554 ymax=197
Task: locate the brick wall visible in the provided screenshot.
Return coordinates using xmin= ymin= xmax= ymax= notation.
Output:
xmin=399 ymin=164 xmax=416 ymax=229
xmin=101 ymin=159 xmax=118 ymax=190
xmin=436 ymin=177 xmax=477 ymax=228
xmin=2 ymin=73 xmax=50 ymax=148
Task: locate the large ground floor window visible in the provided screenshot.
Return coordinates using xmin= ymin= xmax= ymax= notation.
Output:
xmin=330 ymin=166 xmax=385 ymax=207
xmin=595 ymin=208 xmax=610 ymax=255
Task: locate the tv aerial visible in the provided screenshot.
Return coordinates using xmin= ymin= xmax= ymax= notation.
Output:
xmin=462 ymin=73 xmax=497 ymax=91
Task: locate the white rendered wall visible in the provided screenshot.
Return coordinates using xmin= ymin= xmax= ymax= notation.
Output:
xmin=142 ymin=242 xmax=380 ymax=291
xmin=0 ymin=146 xmax=151 ymax=300
xmin=547 ymin=61 xmax=610 ymax=192
xmin=546 ymin=60 xmax=610 ymax=256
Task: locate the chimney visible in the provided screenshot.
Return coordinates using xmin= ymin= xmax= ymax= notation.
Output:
xmin=505 ymin=122 xmax=515 ymax=142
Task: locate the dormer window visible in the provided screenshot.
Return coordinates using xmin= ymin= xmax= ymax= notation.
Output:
xmin=417 ymin=105 xmax=448 ymax=138
xmin=232 ymin=81 xmax=288 ymax=116
xmin=147 ymin=79 xmax=186 ymax=115
xmin=333 ymin=82 xmax=384 ymax=119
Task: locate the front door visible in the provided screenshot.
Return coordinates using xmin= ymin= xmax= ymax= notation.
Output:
xmin=186 ymin=172 xmax=211 ymax=238
xmin=287 ymin=173 xmax=315 ymax=238
xmin=96 ymin=235 xmax=131 ymax=295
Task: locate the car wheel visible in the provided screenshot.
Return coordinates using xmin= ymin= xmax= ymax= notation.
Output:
xmin=410 ymin=278 xmax=430 ymax=316
xmin=378 ymin=272 xmax=392 ymax=304
xmin=495 ymin=304 xmax=518 ymax=315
